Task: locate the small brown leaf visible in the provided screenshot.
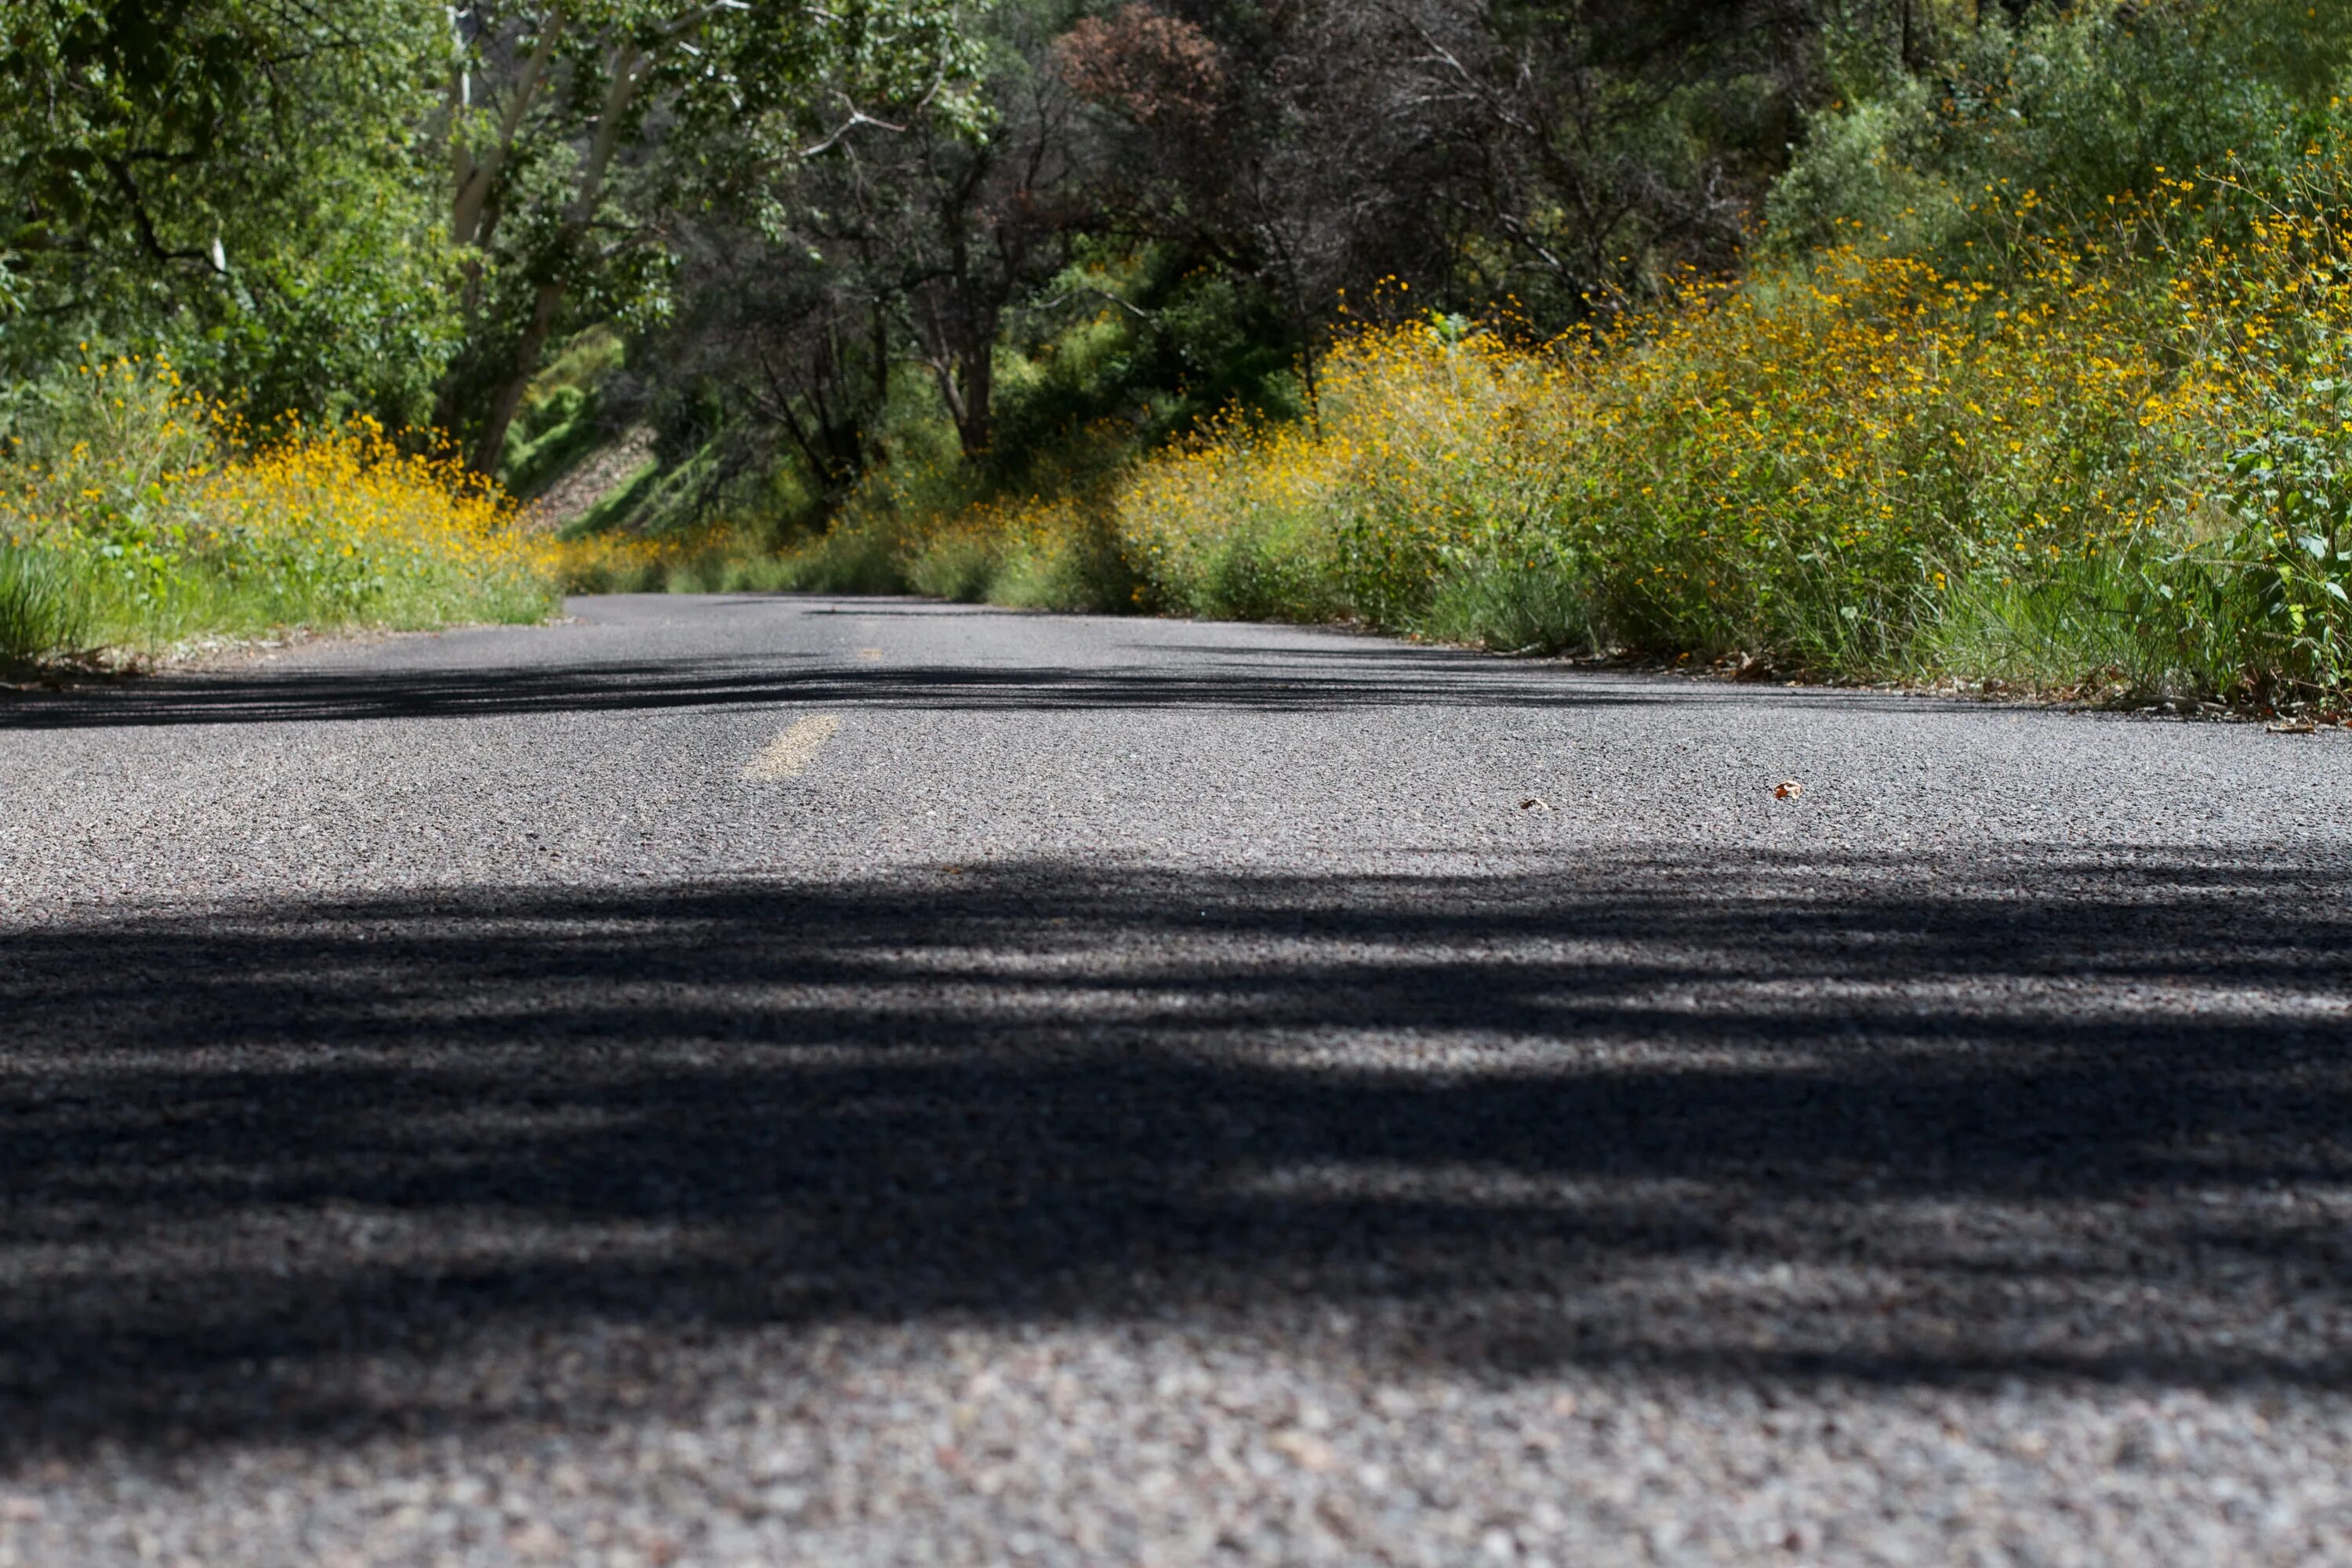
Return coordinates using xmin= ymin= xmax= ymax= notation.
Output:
xmin=2268 ymin=719 xmax=2318 ymax=734
xmin=1519 ymin=797 xmax=1552 ymax=812
xmin=1774 ymin=779 xmax=1804 ymax=800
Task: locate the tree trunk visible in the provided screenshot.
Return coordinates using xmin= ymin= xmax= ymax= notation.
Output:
xmin=450 ymin=16 xmax=561 ymax=248
xmin=470 ymin=279 xmax=564 ymax=476
xmin=466 ymin=41 xmax=646 ymax=476
xmin=953 ymin=332 xmax=993 ymax=458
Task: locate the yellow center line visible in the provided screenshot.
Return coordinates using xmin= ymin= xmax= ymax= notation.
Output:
xmin=742 ymin=715 xmax=842 ymax=781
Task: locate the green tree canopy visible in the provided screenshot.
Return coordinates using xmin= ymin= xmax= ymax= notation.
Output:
xmin=0 ymin=0 xmax=456 ymax=422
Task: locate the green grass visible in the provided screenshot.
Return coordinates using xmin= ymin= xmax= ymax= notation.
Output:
xmin=0 ymin=545 xmax=89 ymax=661
xmin=0 ymin=539 xmax=553 ymax=663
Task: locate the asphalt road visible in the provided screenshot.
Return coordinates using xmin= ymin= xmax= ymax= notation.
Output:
xmin=4 ymin=593 xmax=2352 ymax=1566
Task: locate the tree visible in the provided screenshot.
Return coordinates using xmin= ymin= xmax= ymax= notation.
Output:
xmin=0 ymin=0 xmax=456 ymax=422
xmin=635 ymin=216 xmax=899 ymax=509
xmin=893 ymin=25 xmax=1086 ymax=459
xmin=632 ymin=0 xmax=1086 ymax=510
xmin=432 ymin=0 xmax=981 ymax=473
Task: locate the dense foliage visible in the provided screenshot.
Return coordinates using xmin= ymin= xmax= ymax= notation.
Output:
xmin=1 ymin=0 xmax=453 ymax=423
xmin=0 ymin=0 xmax=964 ymax=653
xmin=8 ymin=0 xmax=2352 ymax=710
xmin=724 ymin=0 xmax=2352 ymax=710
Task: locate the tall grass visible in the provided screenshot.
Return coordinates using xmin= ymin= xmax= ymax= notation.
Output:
xmin=0 ymin=350 xmax=670 ymax=659
xmin=0 ymin=545 xmax=86 ymax=660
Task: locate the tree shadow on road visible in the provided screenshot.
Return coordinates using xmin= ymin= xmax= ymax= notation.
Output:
xmin=0 ymin=639 xmax=1926 ymax=731
xmin=2 ymin=848 xmax=2347 ymax=1458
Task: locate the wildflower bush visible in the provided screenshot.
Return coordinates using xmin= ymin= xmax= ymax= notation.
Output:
xmin=1125 ymin=241 xmax=2213 ymax=674
xmin=0 ymin=352 xmax=648 ymax=659
xmin=739 ymin=1 xmax=2352 ymax=709
xmin=838 ymin=91 xmax=2348 ymax=709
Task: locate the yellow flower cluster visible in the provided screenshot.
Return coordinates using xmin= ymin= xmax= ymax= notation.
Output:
xmin=1076 ymin=131 xmax=2352 ymax=689
xmin=541 ymin=524 xmax=706 ymax=593
xmin=196 ymin=418 xmax=546 ymax=587
xmin=0 ymin=350 xmax=683 ymax=643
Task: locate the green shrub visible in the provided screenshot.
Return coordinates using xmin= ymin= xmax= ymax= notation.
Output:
xmin=0 ymin=353 xmax=560 ymax=653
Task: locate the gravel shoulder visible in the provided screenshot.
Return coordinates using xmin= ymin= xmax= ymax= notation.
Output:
xmin=2 ymin=593 xmax=2350 ymax=1566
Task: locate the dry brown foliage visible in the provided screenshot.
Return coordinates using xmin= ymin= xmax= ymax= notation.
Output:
xmin=1052 ymin=4 xmax=1224 ymax=135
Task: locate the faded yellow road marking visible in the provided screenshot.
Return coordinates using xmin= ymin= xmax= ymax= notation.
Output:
xmin=856 ymin=647 xmax=885 ymax=661
xmin=742 ymin=715 xmax=841 ymax=781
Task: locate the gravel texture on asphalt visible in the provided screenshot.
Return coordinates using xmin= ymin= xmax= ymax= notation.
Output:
xmin=3 ymin=593 xmax=2351 ymax=1566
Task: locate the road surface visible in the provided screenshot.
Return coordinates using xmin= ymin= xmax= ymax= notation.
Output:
xmin=4 ymin=593 xmax=2352 ymax=1566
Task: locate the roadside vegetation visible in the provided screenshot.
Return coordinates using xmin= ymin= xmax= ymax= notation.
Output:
xmin=753 ymin=0 xmax=2352 ymax=711
xmin=8 ymin=0 xmax=2352 ymax=709
xmin=1083 ymin=143 xmax=2352 ymax=706
xmin=0 ymin=0 xmax=961 ymax=663
xmin=1 ymin=353 xmax=533 ymax=660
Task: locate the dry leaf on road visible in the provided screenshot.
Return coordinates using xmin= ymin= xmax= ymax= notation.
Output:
xmin=1775 ymin=779 xmax=1805 ymax=800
